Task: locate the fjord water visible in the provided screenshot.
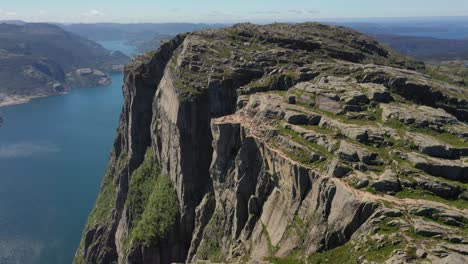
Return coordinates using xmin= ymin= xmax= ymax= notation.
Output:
xmin=0 ymin=74 xmax=124 ymax=263
xmin=0 ymin=40 xmax=133 ymax=264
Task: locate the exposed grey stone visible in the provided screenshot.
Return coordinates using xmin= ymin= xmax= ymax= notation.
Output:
xmin=371 ymin=170 xmax=401 ymax=193
xmin=76 ymin=22 xmax=468 ymax=264
xmin=413 ymin=219 xmax=451 ymax=237
xmin=352 ymin=173 xmax=370 ymax=189
xmin=336 ymin=141 xmax=379 ymax=166
xmin=382 ymin=208 xmax=403 ymax=217
xmin=327 ymin=159 xmax=352 ymax=178
xmin=437 ymin=253 xmax=468 ymax=264
xmin=381 ymin=104 xmax=458 ymax=131
xmin=416 ymin=249 xmax=427 ymax=258
xmin=284 ymin=111 xmax=322 ymax=125
xmin=413 ymin=174 xmax=462 ymax=199
xmin=449 ymin=236 xmax=463 ymax=244
xmin=407 ymin=153 xmax=467 ymax=183
xmin=315 ymin=95 xmax=343 ymax=114
xmin=408 ymin=133 xmax=459 ymax=159
xmin=362 ymin=83 xmax=392 ymax=103
xmin=248 ymin=196 xmax=261 ymax=215
xmin=459 ymin=190 xmax=468 ymax=201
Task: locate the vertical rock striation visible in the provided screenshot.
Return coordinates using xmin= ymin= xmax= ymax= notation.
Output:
xmin=75 ymin=23 xmax=468 ymax=264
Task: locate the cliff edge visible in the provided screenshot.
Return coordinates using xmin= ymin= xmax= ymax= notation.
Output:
xmin=74 ymin=23 xmax=468 ymax=264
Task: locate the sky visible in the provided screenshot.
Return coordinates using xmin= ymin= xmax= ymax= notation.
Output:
xmin=0 ymin=0 xmax=467 ymax=23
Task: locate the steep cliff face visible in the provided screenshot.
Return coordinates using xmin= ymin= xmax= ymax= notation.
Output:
xmin=75 ymin=23 xmax=467 ymax=264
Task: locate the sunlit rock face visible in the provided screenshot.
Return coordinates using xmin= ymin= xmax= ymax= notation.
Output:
xmin=74 ymin=23 xmax=468 ymax=264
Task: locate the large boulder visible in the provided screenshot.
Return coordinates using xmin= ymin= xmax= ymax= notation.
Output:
xmin=371 ymin=169 xmax=401 ymax=193
xmin=407 ymin=153 xmax=467 ymax=183
xmin=336 ymin=141 xmax=378 ymax=165
xmin=381 ymin=104 xmax=458 ymax=131
xmin=413 ymin=219 xmax=452 ymax=237
xmin=408 ymin=133 xmax=460 ymax=159
xmin=283 ymin=110 xmax=321 ymax=125
xmin=413 ymin=174 xmax=463 ymax=199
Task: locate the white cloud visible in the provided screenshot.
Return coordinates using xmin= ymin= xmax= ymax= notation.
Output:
xmin=289 ymin=9 xmax=305 ymax=15
xmin=255 ymin=10 xmax=281 ymax=15
xmin=81 ymin=9 xmax=104 ymax=17
xmin=252 ymin=9 xmax=319 ymax=16
xmin=0 ymin=9 xmax=17 ymax=17
xmin=288 ymin=9 xmax=319 ymax=15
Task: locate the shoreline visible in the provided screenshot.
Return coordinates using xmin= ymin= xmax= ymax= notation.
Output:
xmin=0 ymin=92 xmax=67 ymax=108
xmin=0 ymin=77 xmax=120 ymax=108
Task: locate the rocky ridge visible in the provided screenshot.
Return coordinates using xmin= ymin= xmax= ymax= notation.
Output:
xmin=75 ymin=23 xmax=467 ymax=264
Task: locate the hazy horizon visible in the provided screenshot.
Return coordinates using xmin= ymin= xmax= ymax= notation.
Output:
xmin=1 ymin=0 xmax=467 ymax=23
xmin=2 ymin=15 xmax=468 ymax=26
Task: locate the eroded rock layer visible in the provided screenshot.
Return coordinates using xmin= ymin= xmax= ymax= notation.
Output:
xmin=75 ymin=23 xmax=468 ymax=264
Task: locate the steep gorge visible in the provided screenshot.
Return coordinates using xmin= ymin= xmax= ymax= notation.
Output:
xmin=75 ymin=23 xmax=468 ymax=264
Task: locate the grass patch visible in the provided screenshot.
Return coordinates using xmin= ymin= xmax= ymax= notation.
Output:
xmin=196 ymin=211 xmax=225 ymax=262
xmin=364 ymin=240 xmax=403 ymax=263
xmin=309 ymin=235 xmax=403 ymax=264
xmin=74 ymin=150 xmax=129 ymax=263
xmin=269 ymin=250 xmax=305 ymax=264
xmin=128 ymin=149 xmax=161 ymax=223
xmin=87 ymin=150 xmax=127 ymax=226
xmin=299 ymin=125 xmax=335 ymax=135
xmin=396 ymin=188 xmax=468 ymax=209
xmin=87 ymin=171 xmax=116 ymax=226
xmin=426 ymin=64 xmax=467 ymax=90
xmin=384 ymin=119 xmax=468 ymax=148
xmin=248 ymin=71 xmax=298 ymax=90
xmin=365 ymin=185 xmax=379 ymax=195
xmin=268 ymin=90 xmax=288 ymax=96
xmin=309 ymin=242 xmax=356 ymax=264
xmin=277 ymin=124 xmax=331 ymax=158
xmin=274 ymin=124 xmax=331 ymax=170
xmin=217 ymin=46 xmax=232 ymax=59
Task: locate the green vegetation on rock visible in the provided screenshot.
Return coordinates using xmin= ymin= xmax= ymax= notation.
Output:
xmin=128 ymin=149 xmax=162 ymax=222
xmin=196 ymin=211 xmax=225 ymax=262
xmin=396 ymin=188 xmax=468 ymax=209
xmin=87 ymin=150 xmax=127 ymax=227
xmin=127 ymin=149 xmax=179 ymax=248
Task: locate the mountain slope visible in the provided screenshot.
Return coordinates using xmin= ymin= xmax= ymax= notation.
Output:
xmin=75 ymin=23 xmax=467 ymax=264
xmin=0 ymin=23 xmax=130 ymax=106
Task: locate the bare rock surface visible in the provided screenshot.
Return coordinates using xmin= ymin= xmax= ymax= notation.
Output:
xmin=74 ymin=23 xmax=468 ymax=264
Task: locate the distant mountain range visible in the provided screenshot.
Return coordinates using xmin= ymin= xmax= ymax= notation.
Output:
xmin=334 ymin=17 xmax=468 ymax=39
xmin=0 ymin=22 xmax=130 ymax=106
xmin=0 ymin=19 xmax=466 ymax=108
xmin=127 ymin=33 xmax=174 ymax=53
xmin=59 ymin=23 xmax=224 ymax=42
xmin=372 ymin=34 xmax=468 ymax=62
xmin=58 ymin=21 xmax=468 ymax=62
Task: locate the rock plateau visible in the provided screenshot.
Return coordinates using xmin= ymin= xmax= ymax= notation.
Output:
xmin=74 ymin=23 xmax=468 ymax=264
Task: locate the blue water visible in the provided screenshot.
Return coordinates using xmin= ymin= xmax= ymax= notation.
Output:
xmin=0 ymin=74 xmax=124 ymax=263
xmin=0 ymin=41 xmax=136 ymax=264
